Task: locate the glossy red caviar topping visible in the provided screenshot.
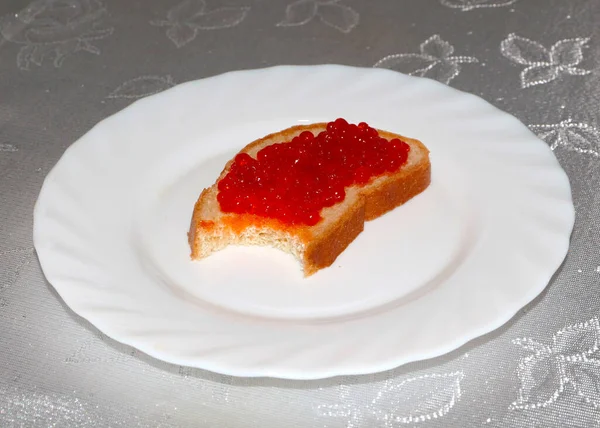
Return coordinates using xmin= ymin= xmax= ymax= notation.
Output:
xmin=217 ymin=118 xmax=410 ymax=226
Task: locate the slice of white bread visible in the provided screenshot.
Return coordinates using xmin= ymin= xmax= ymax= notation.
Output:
xmin=188 ymin=122 xmax=431 ymax=276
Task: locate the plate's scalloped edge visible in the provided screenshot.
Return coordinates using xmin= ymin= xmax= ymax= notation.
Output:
xmin=33 ymin=65 xmax=575 ymax=379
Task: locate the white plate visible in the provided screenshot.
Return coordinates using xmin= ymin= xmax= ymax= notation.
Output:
xmin=33 ymin=65 xmax=574 ymax=379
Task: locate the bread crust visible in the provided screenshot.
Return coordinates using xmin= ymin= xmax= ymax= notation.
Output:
xmin=188 ymin=123 xmax=431 ymax=276
xmin=362 ymin=131 xmax=431 ymax=220
xmin=303 ymin=196 xmax=365 ymax=276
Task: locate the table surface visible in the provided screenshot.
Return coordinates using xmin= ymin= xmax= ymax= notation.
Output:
xmin=2 ymin=0 xmax=600 ymax=427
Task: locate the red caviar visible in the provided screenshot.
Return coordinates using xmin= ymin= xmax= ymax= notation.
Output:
xmin=217 ymin=118 xmax=410 ymax=226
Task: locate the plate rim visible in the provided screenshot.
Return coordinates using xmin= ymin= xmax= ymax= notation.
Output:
xmin=33 ymin=64 xmax=575 ymax=379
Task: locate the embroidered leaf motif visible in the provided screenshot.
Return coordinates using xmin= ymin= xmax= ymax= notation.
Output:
xmin=512 ymin=353 xmax=564 ymax=409
xmin=80 ymin=27 xmax=114 ymax=41
xmin=371 ymin=372 xmax=464 ymax=424
xmin=2 ymin=0 xmax=113 ymax=70
xmin=374 ymin=35 xmax=478 ymax=84
xmin=501 ymin=34 xmax=550 ymax=65
xmin=553 ymin=318 xmax=600 ymax=357
xmin=79 ymin=41 xmax=100 ymax=55
xmin=315 ymin=373 xmax=464 ymax=427
xmin=53 ymin=41 xmax=77 ymax=67
xmin=421 ymin=35 xmax=454 ymax=58
xmin=551 ymin=39 xmax=588 ymax=67
xmin=559 ymin=127 xmax=600 ymax=156
xmin=16 ymin=45 xmax=36 ymax=70
xmin=166 ymin=24 xmax=197 ymax=48
xmin=501 ymin=34 xmax=590 ymax=88
xmin=530 ymin=119 xmax=600 ymax=157
xmin=108 ymin=75 xmax=176 ymax=99
xmin=511 ymin=318 xmax=600 ymax=410
xmin=317 ymin=2 xmax=359 ymax=33
xmin=277 ymin=0 xmax=318 ymax=26
xmin=277 ymin=0 xmax=358 ymax=33
xmin=569 ymin=360 xmax=600 ymax=407
xmin=374 ymin=54 xmax=437 ymax=76
xmin=315 ymin=385 xmax=365 ymax=428
xmin=430 ymin=61 xmax=460 ymax=84
xmin=191 ymin=7 xmax=249 ymax=30
xmin=151 ymin=0 xmax=249 ymax=48
xmin=441 ymin=0 xmax=518 ymax=11
xmin=521 ymin=65 xmax=559 ymax=88
xmin=500 ymin=393 xmax=600 ymax=427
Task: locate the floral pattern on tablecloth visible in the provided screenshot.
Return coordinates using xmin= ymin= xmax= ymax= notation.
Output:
xmin=1 ymin=0 xmax=598 ymax=427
